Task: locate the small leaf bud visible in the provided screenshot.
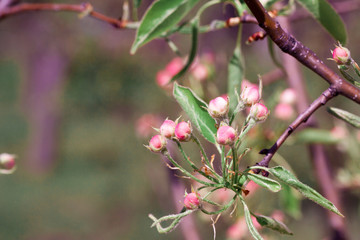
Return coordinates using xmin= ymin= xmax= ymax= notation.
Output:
xmin=250 ymin=103 xmax=269 ymax=121
xmin=216 ymin=125 xmax=236 ymax=145
xmin=147 ymin=135 xmax=167 ymax=153
xmin=160 ymin=119 xmax=176 ymax=138
xmin=208 ymin=96 xmax=229 ymax=118
xmin=175 ymin=121 xmax=192 ymax=142
xmin=184 ymin=192 xmax=201 ymax=210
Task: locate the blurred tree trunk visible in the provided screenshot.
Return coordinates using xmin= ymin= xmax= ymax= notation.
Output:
xmin=22 ymin=21 xmax=68 ymax=174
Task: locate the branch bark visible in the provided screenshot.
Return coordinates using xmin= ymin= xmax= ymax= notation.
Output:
xmin=0 ymin=3 xmax=136 ymax=29
xmin=243 ymin=0 xmax=360 ymax=104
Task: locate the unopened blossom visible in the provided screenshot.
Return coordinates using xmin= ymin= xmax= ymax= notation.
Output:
xmin=175 ymin=121 xmax=192 ymax=141
xmin=250 ymin=103 xmax=269 ymax=121
xmin=0 ymin=153 xmax=16 ymax=171
xmin=216 ymin=125 xmax=236 ymax=145
xmin=208 ymin=96 xmax=229 ymax=118
xmin=156 ymin=70 xmax=172 ymax=89
xmin=332 ymin=46 xmax=351 ymax=65
xmin=160 ymin=119 xmax=176 ymax=138
xmin=165 ymin=57 xmax=184 ymax=76
xmin=191 ymin=63 xmax=209 ymax=82
xmin=147 ymin=135 xmax=167 ymax=153
xmin=241 ymin=80 xmax=257 ymax=91
xmin=274 ymin=103 xmax=294 ymax=121
xmin=240 ymin=86 xmax=260 ymax=106
xmin=279 ymin=88 xmax=296 ymax=105
xmin=184 ymin=192 xmax=201 ymax=209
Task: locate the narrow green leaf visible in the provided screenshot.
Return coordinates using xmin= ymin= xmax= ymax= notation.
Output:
xmin=295 ymin=0 xmax=347 ymax=44
xmin=280 ymin=184 xmax=302 ymax=219
xmin=268 ymin=166 xmax=344 ymax=217
xmin=171 ymin=19 xmax=198 ymax=81
xmin=131 ymin=0 xmax=199 ymax=54
xmin=327 ymin=107 xmax=360 ymax=128
xmin=227 ymin=45 xmax=244 ymax=118
xmin=254 ymin=214 xmax=293 ymax=235
xmin=247 ymin=173 xmax=282 ymax=192
xmin=295 ymin=128 xmax=339 ymax=144
xmin=241 ymin=200 xmax=263 ymax=240
xmin=173 ymin=83 xmax=217 ymax=143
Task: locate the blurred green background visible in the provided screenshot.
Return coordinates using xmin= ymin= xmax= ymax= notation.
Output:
xmin=0 ymin=0 xmax=359 ymax=239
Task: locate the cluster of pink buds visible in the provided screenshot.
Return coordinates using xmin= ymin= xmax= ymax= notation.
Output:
xmin=156 ymin=57 xmax=184 ymax=89
xmin=332 ymin=45 xmax=351 ymax=65
xmin=274 ymin=88 xmax=296 ymax=121
xmin=184 ymin=192 xmax=201 ymax=210
xmin=0 ymin=153 xmax=16 ymax=172
xmin=146 ymin=118 xmax=193 ymax=153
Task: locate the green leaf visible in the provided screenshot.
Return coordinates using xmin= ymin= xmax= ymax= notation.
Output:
xmin=227 ymin=45 xmax=244 ymax=118
xmin=327 ymin=107 xmax=360 ymax=128
xmin=133 ymin=0 xmax=142 ymax=8
xmin=295 ymin=128 xmax=339 ymax=144
xmin=171 ymin=19 xmax=198 ymax=81
xmin=268 ymin=166 xmax=344 ymax=217
xmin=295 ymin=0 xmax=347 ymax=44
xmin=280 ymin=184 xmax=302 ymax=219
xmin=247 ymin=173 xmax=282 ymax=192
xmin=173 ymin=83 xmax=217 ymax=143
xmin=254 ymin=214 xmax=293 ymax=235
xmin=241 ymin=199 xmax=263 ymax=240
xmin=130 ymin=0 xmax=199 ymax=54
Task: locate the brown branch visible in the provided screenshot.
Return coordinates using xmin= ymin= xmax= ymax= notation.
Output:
xmin=279 ymin=17 xmax=348 ymax=240
xmin=256 ymin=87 xmax=337 ymax=168
xmin=243 ymin=0 xmax=360 ymax=104
xmin=0 ymin=2 xmax=136 ymax=29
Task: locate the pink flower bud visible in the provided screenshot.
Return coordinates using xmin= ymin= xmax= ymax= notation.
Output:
xmin=216 ymin=125 xmax=236 ymax=145
xmin=274 ymin=103 xmax=294 ymax=121
xmin=208 ymin=96 xmax=229 ymax=118
xmin=0 ymin=153 xmax=16 ymax=171
xmin=165 ymin=57 xmax=184 ymax=76
xmin=191 ymin=63 xmax=209 ymax=82
xmin=135 ymin=114 xmax=162 ymax=138
xmin=240 ymin=86 xmax=260 ymax=106
xmin=332 ymin=46 xmax=351 ymax=65
xmin=160 ymin=119 xmax=176 ymax=138
xmin=175 ymin=121 xmax=192 ymax=141
xmin=241 ymin=80 xmax=257 ymax=91
xmin=184 ymin=192 xmax=201 ymax=209
xmin=148 ymin=135 xmax=167 ymax=153
xmin=250 ymin=103 xmax=269 ymax=121
xmin=156 ymin=70 xmax=172 ymax=89
xmin=279 ymin=88 xmax=296 ymax=105
xmin=330 ymin=126 xmax=347 ymax=140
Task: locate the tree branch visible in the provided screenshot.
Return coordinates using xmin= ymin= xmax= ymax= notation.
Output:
xmin=0 ymin=2 xmax=137 ymax=29
xmin=256 ymin=87 xmax=337 ymax=169
xmin=243 ymin=0 xmax=360 ymax=104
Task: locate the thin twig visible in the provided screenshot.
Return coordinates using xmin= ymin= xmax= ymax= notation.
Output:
xmin=0 ymin=3 xmax=137 ymax=29
xmin=256 ymin=87 xmax=337 ymax=169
